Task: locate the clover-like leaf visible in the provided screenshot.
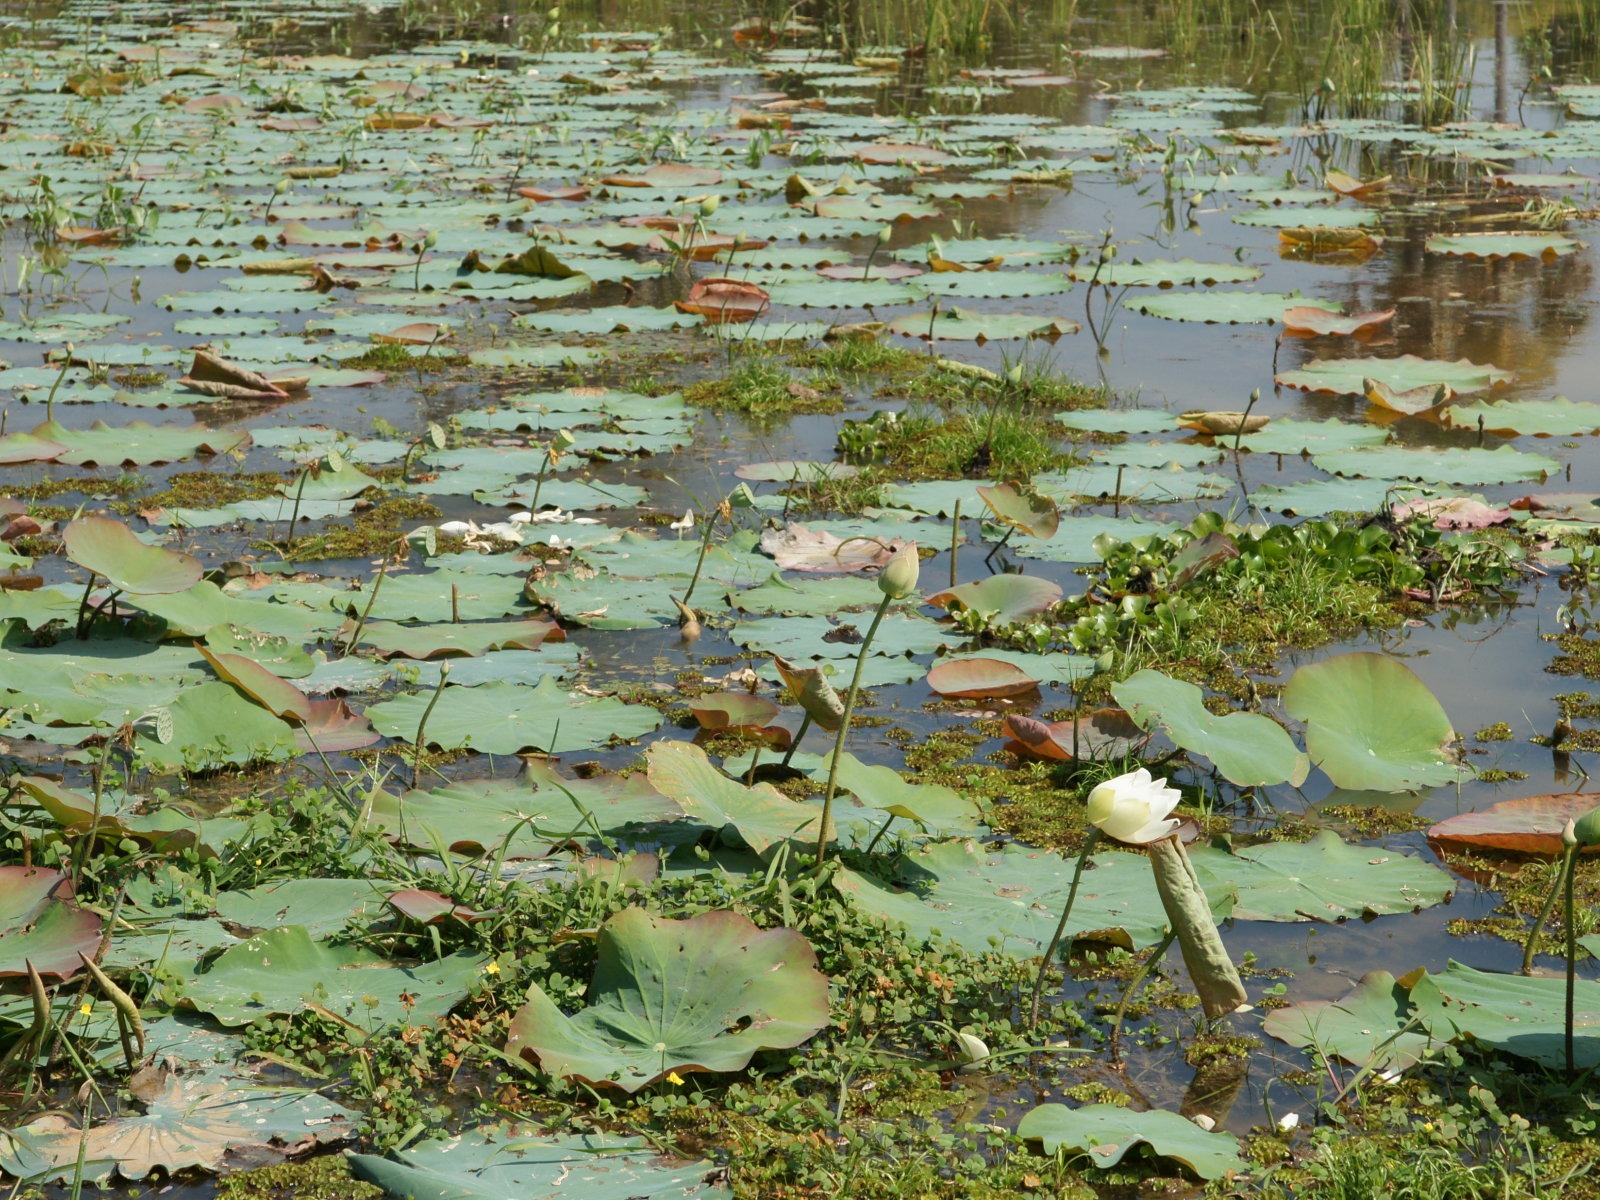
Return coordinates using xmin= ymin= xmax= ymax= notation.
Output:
xmin=505 ymin=907 xmax=829 ymax=1092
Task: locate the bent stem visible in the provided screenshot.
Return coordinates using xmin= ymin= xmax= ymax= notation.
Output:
xmin=1109 ymin=929 xmax=1177 ymax=1063
xmin=412 ymin=660 xmax=451 ymax=790
xmin=1028 ymin=828 xmax=1101 ymax=1030
xmin=814 ymin=591 xmax=892 ymax=871
xmin=1523 ymin=854 xmax=1569 ymax=974
xmin=779 ymin=711 xmax=812 ymax=768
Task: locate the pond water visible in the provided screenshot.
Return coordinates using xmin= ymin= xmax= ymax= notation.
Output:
xmin=4 ymin=0 xmax=1600 ymax=1194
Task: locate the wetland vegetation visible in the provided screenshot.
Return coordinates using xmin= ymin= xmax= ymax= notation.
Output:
xmin=2 ymin=0 xmax=1600 ymax=1196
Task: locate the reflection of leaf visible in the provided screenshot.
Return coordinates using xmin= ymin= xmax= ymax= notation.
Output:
xmin=506 ymin=908 xmax=829 ymax=1092
xmin=1017 ymin=1104 xmax=1245 ymax=1180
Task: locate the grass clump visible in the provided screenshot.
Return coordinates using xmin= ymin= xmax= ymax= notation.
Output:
xmin=683 ymin=355 xmax=840 ymax=419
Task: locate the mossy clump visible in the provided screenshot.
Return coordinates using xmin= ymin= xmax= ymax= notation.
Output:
xmin=216 ymin=1155 xmax=383 ymax=1200
xmin=110 ymin=470 xmax=284 ymax=515
xmin=1473 ymin=722 xmax=1514 ymax=742
xmin=278 ymin=496 xmax=452 ymax=562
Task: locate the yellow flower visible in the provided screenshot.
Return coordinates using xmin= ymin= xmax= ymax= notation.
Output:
xmin=667 ymin=1070 xmax=685 ymax=1086
xmin=483 ymin=961 xmax=500 ymax=976
xmin=79 ymin=1002 xmax=93 ymax=1017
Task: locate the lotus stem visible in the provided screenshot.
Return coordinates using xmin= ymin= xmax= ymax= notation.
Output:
xmin=1522 ymin=856 xmax=1568 ymax=975
xmin=1565 ymin=841 xmax=1579 ymax=1078
xmin=815 ymin=591 xmax=892 ymax=871
xmin=949 ymin=500 xmax=963 ymax=586
xmin=1029 ymin=828 xmax=1100 ymax=1030
xmin=680 ymin=504 xmax=719 ymax=611
xmin=279 ymin=463 xmax=312 ymax=550
xmin=0 ymin=960 xmax=50 ymax=1081
xmin=45 ymin=345 xmax=72 ymax=422
xmin=412 ymin=661 xmax=451 ymax=790
xmin=780 ymin=712 xmax=812 ymax=768
xmin=863 ymin=811 xmax=896 ymax=856
xmin=1235 ymin=388 xmax=1259 ymax=454
xmin=529 ymin=447 xmax=555 ymax=513
xmin=342 ymin=547 xmax=394 ymax=657
xmin=1108 ymin=929 xmax=1177 ymax=1062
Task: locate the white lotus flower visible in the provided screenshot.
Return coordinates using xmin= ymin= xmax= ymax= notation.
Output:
xmin=1086 ymin=767 xmax=1182 ymax=845
xmin=1276 ymin=1112 xmax=1301 ymax=1133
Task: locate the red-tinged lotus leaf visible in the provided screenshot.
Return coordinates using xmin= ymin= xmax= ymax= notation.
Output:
xmin=1003 ymin=709 xmax=1148 ymax=762
xmin=517 ymin=184 xmax=590 ymax=202
xmin=1508 ymin=493 xmax=1600 ymax=521
xmin=1428 ymin=794 xmax=1600 ymax=858
xmin=816 ymin=261 xmax=923 ymax=281
xmin=1282 ymin=307 xmax=1395 ymax=337
xmin=373 ymin=322 xmax=450 ymax=345
xmin=0 ymin=432 xmax=68 ymax=465
xmin=1277 ymin=227 xmax=1382 ymax=262
xmin=977 ymin=482 xmax=1060 ymax=539
xmin=645 ymin=232 xmax=767 ymax=261
xmin=198 ymin=644 xmax=315 ymax=721
xmin=182 ymin=94 xmax=244 ymax=114
xmin=55 ymin=225 xmax=123 ymax=244
xmin=852 ymin=142 xmax=954 ymax=165
xmin=757 ymin=523 xmax=905 ymax=573
xmin=926 ymin=656 xmax=1040 ymax=698
xmin=363 ymin=112 xmax=430 ymax=131
xmin=689 ymin=692 xmax=783 ymax=731
xmin=505 ymin=907 xmax=830 ymax=1092
xmin=927 ymin=574 xmax=1062 ymax=623
xmin=603 ymin=163 xmax=724 ymax=188
xmin=293 ymin=697 xmax=381 ymax=754
xmin=387 ymin=888 xmax=489 ymax=925
xmin=0 ymin=866 xmax=103 ymax=979
xmin=260 ymin=116 xmax=323 ymax=131
xmin=350 ymin=618 xmax=565 ymax=659
xmin=64 ymin=516 xmax=202 ymax=595
xmin=1325 ymin=169 xmax=1390 ymax=198
xmin=674 ymin=277 xmax=770 ymax=322
xmin=1391 ymin=497 xmax=1514 ymax=530
xmin=618 ymin=214 xmax=693 ymax=232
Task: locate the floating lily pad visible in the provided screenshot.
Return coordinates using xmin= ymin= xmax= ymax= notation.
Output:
xmin=1446 ymin=396 xmax=1600 ymax=437
xmin=350 ymin=1126 xmax=729 ymax=1200
xmin=1017 ymin=1104 xmax=1245 ymax=1180
xmin=886 ymin=307 xmax=1079 ymax=341
xmin=505 ymin=907 xmax=830 ymax=1092
xmin=1276 ymin=354 xmax=1513 ymax=397
xmin=1126 ymin=291 xmax=1339 ymax=324
xmin=1068 ymin=258 xmax=1262 ymax=287
xmin=1313 ymin=445 xmax=1558 ymax=486
xmin=179 ymin=925 xmax=486 ymax=1029
xmin=1426 ymin=793 xmax=1600 ymax=858
xmin=1263 ymin=970 xmax=1443 ymax=1072
xmin=367 ymin=677 xmax=661 ymax=754
xmin=1426 ymin=232 xmax=1581 ymax=261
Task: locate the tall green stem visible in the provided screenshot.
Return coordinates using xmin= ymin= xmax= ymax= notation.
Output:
xmin=814 ymin=592 xmax=892 ymax=870
xmin=1565 ymin=842 xmax=1579 ymax=1078
xmin=1029 ymin=828 xmax=1100 ymax=1030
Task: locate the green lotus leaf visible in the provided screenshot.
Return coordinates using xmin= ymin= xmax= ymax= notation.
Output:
xmin=1236 ymin=417 xmax=1390 ymax=455
xmin=977 ymin=481 xmax=1060 ymax=538
xmin=926 ymin=573 xmax=1063 ymax=623
xmin=1445 ymin=395 xmax=1600 ymax=437
xmin=505 ymin=907 xmax=830 ymax=1092
xmin=350 ymin=1126 xmax=729 ymax=1200
xmin=1017 ymin=1104 xmax=1245 ymax=1180
xmin=808 ymin=751 xmax=986 ymax=833
xmin=213 ymin=879 xmax=393 ymax=938
xmin=1067 ymin=257 xmax=1262 ymax=287
xmin=647 ymin=740 xmax=824 ymax=856
xmin=366 ymin=677 xmax=661 ymax=755
xmin=1282 ymin=652 xmax=1457 ymax=791
xmin=1263 ymin=969 xmax=1438 ymax=1071
xmin=178 ymin=924 xmax=486 ymax=1028
xmin=1410 ymin=962 xmax=1600 ymax=1069
xmin=1113 ymin=670 xmax=1310 ymax=787
xmin=1275 ymin=354 xmax=1513 ymax=397
xmin=1425 ymin=232 xmax=1581 ymax=261
xmin=0 ymin=1074 xmax=355 ymax=1185
xmin=886 ymin=307 xmax=1079 ymax=341
xmin=1127 ymin=290 xmax=1339 ymax=324
xmin=63 ymin=517 xmax=202 ymax=595
xmin=1312 ymin=445 xmax=1558 ymax=486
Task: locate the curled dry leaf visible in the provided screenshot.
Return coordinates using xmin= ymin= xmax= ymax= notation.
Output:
xmin=1365 ymin=377 xmax=1451 ymax=417
xmin=1178 ymin=410 xmax=1270 ymax=436
xmin=177 ymin=349 xmax=291 ymax=401
xmin=674 ymin=277 xmax=771 ymax=322
xmin=757 ymin=523 xmax=904 ymax=572
xmin=1003 ymin=709 xmax=1149 ymax=762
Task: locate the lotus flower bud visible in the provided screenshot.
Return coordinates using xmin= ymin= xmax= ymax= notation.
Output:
xmin=1572 ymin=804 xmax=1600 ymax=847
xmin=878 ymin=541 xmax=919 ymax=600
xmin=1564 ymin=818 xmax=1578 ymax=848
xmin=423 ymin=231 xmax=438 ymax=250
xmin=273 ymin=178 xmax=291 ymax=195
xmin=551 ymin=428 xmax=576 ymax=452
xmin=699 ymin=194 xmax=720 ymax=218
xmin=876 ymin=224 xmax=893 ymax=245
